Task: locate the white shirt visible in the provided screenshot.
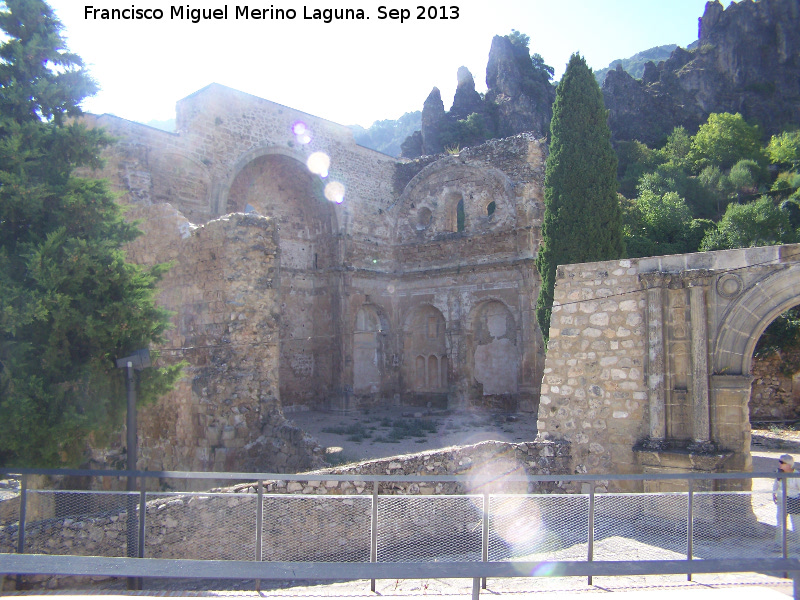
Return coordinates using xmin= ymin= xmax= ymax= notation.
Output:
xmin=773 ymin=468 xmax=800 ymax=498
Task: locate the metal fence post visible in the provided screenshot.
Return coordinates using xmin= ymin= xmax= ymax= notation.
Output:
xmin=687 ymin=479 xmax=693 ymax=581
xmin=134 ymin=477 xmax=146 ymax=590
xmin=15 ymin=474 xmax=28 ymax=591
xmin=587 ymin=485 xmax=595 ymax=586
xmin=481 ymin=492 xmax=489 ymax=589
xmin=256 ymin=480 xmax=263 ymax=593
xmin=783 ymin=477 xmax=789 ymax=579
xmin=370 ymin=482 xmax=379 ymax=593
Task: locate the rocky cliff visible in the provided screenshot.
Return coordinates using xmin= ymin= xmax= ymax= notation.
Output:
xmin=604 ymin=0 xmax=800 ymax=145
xmin=401 ymin=35 xmax=555 ymax=157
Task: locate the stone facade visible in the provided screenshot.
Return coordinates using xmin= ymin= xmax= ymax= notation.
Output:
xmin=79 ymin=84 xmax=547 ymax=474
xmin=538 ymin=244 xmax=800 ymax=491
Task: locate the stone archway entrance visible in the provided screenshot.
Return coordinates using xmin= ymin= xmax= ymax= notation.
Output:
xmin=538 ymin=243 xmax=800 ymax=486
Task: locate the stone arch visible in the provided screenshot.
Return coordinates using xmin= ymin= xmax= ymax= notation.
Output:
xmin=392 ymin=159 xmax=514 ymax=245
xmin=353 ymin=304 xmax=389 ymax=395
xmin=468 ymin=299 xmax=520 ymax=400
xmin=713 ymin=264 xmax=800 ymax=376
xmin=402 ymin=304 xmax=449 ymax=401
xmin=223 ymin=150 xmax=341 ymax=409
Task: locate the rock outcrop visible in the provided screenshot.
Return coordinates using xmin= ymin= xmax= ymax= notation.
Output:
xmin=402 ymin=36 xmax=555 ymax=157
xmin=420 ymin=87 xmax=446 ymax=155
xmin=484 ymin=34 xmax=555 ymax=140
xmin=604 ymin=0 xmax=800 ymax=145
xmin=450 ymin=66 xmax=483 ymax=119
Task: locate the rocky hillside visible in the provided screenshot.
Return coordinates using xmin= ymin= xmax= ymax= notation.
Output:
xmin=593 ymin=45 xmax=677 ymax=85
xmin=604 ymin=0 xmax=800 ymax=146
xmin=398 ymin=0 xmax=799 ymax=155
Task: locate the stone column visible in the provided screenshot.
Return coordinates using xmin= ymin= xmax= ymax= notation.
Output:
xmin=640 ymin=273 xmax=666 ymax=441
xmin=710 ymin=374 xmax=754 ymax=473
xmin=687 ymin=272 xmax=711 ymax=444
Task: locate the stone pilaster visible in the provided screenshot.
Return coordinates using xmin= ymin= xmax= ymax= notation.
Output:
xmin=640 ymin=273 xmax=666 ymax=441
xmin=687 ymin=272 xmax=711 ymax=444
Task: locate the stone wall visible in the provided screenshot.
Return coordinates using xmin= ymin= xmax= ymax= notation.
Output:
xmin=537 ymin=258 xmax=648 ymax=487
xmin=105 ymin=209 xmax=325 ymax=478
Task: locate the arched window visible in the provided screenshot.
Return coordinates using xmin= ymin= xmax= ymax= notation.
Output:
xmin=486 ymin=201 xmax=496 ymax=218
xmin=428 ymin=355 xmax=439 ymax=389
xmin=444 ymin=191 xmax=464 ymax=232
xmin=415 ymin=355 xmax=426 ymax=389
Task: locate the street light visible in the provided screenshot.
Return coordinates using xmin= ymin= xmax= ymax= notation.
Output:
xmin=115 ymin=348 xmax=150 ymax=590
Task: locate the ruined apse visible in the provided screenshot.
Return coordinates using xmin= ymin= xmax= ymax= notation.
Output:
xmin=79 ymin=84 xmax=547 ymax=472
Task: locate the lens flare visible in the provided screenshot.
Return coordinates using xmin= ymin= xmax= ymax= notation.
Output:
xmin=307 ymin=152 xmax=330 ymax=177
xmin=292 ymin=122 xmax=312 ymax=144
xmin=292 ymin=121 xmax=307 ymax=136
xmin=325 ymin=181 xmax=345 ymax=204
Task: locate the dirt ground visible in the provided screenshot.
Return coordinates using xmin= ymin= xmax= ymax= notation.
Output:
xmin=286 ymin=406 xmax=539 ymax=466
xmin=287 ymin=406 xmax=800 ymax=473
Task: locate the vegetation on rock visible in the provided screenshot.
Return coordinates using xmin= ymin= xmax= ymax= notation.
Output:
xmin=0 ymin=0 xmax=182 ymax=467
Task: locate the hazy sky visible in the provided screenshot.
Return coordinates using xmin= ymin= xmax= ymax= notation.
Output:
xmin=46 ymin=0 xmax=734 ymax=128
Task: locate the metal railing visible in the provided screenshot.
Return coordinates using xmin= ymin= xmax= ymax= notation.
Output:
xmin=1 ymin=467 xmax=800 ymax=597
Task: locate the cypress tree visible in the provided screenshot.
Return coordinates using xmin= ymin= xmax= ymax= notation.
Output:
xmin=535 ymin=54 xmax=623 ymax=345
xmin=0 ymin=0 xmax=181 ymax=466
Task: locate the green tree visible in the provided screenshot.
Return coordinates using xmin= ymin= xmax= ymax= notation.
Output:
xmin=767 ymin=130 xmax=800 ymax=170
xmin=699 ymin=197 xmax=797 ymax=251
xmin=0 ymin=0 xmax=181 ymax=466
xmin=535 ymin=54 xmax=623 ymax=344
xmin=688 ymin=112 xmax=766 ymax=171
xmin=659 ymin=126 xmax=692 ymax=169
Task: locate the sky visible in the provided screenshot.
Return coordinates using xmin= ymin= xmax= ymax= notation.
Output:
xmin=45 ymin=0 xmax=734 ymax=129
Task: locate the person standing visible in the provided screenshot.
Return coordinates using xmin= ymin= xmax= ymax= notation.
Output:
xmin=773 ymin=454 xmax=800 ymax=546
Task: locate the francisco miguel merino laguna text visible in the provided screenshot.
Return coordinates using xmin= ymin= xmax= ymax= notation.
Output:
xmin=84 ymin=4 xmax=460 ymax=23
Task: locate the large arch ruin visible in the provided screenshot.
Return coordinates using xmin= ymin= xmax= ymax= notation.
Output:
xmin=80 ymin=84 xmax=547 ymax=473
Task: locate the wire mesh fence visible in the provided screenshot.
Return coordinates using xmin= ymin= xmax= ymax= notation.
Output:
xmin=262 ymin=495 xmax=371 ymax=562
xmin=377 ymin=495 xmax=483 ymax=562
xmin=0 ymin=468 xmax=795 ymax=577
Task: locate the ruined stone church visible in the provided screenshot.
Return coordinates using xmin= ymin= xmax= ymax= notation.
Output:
xmin=83 ymin=83 xmax=548 ymax=474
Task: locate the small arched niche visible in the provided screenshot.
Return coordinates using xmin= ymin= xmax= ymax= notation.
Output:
xmin=471 ymin=300 xmax=519 ymax=396
xmin=416 ymin=206 xmax=433 ymax=230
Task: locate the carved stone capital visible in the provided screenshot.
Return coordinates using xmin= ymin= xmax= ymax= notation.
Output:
xmin=683 ymin=269 xmax=713 ymax=287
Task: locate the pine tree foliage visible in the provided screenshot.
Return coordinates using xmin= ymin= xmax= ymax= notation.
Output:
xmin=0 ymin=0 xmax=181 ymax=467
xmin=535 ymin=54 xmax=623 ymax=345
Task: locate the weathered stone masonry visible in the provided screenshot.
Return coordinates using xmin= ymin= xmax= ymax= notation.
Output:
xmin=538 ymin=244 xmax=800 ymax=490
xmin=80 ymin=83 xmax=548 ymax=474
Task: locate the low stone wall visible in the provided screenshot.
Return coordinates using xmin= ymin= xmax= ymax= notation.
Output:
xmin=0 ymin=439 xmax=570 ymax=590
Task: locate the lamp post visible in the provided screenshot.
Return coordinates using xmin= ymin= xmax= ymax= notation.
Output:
xmin=115 ymin=348 xmax=150 ymax=590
